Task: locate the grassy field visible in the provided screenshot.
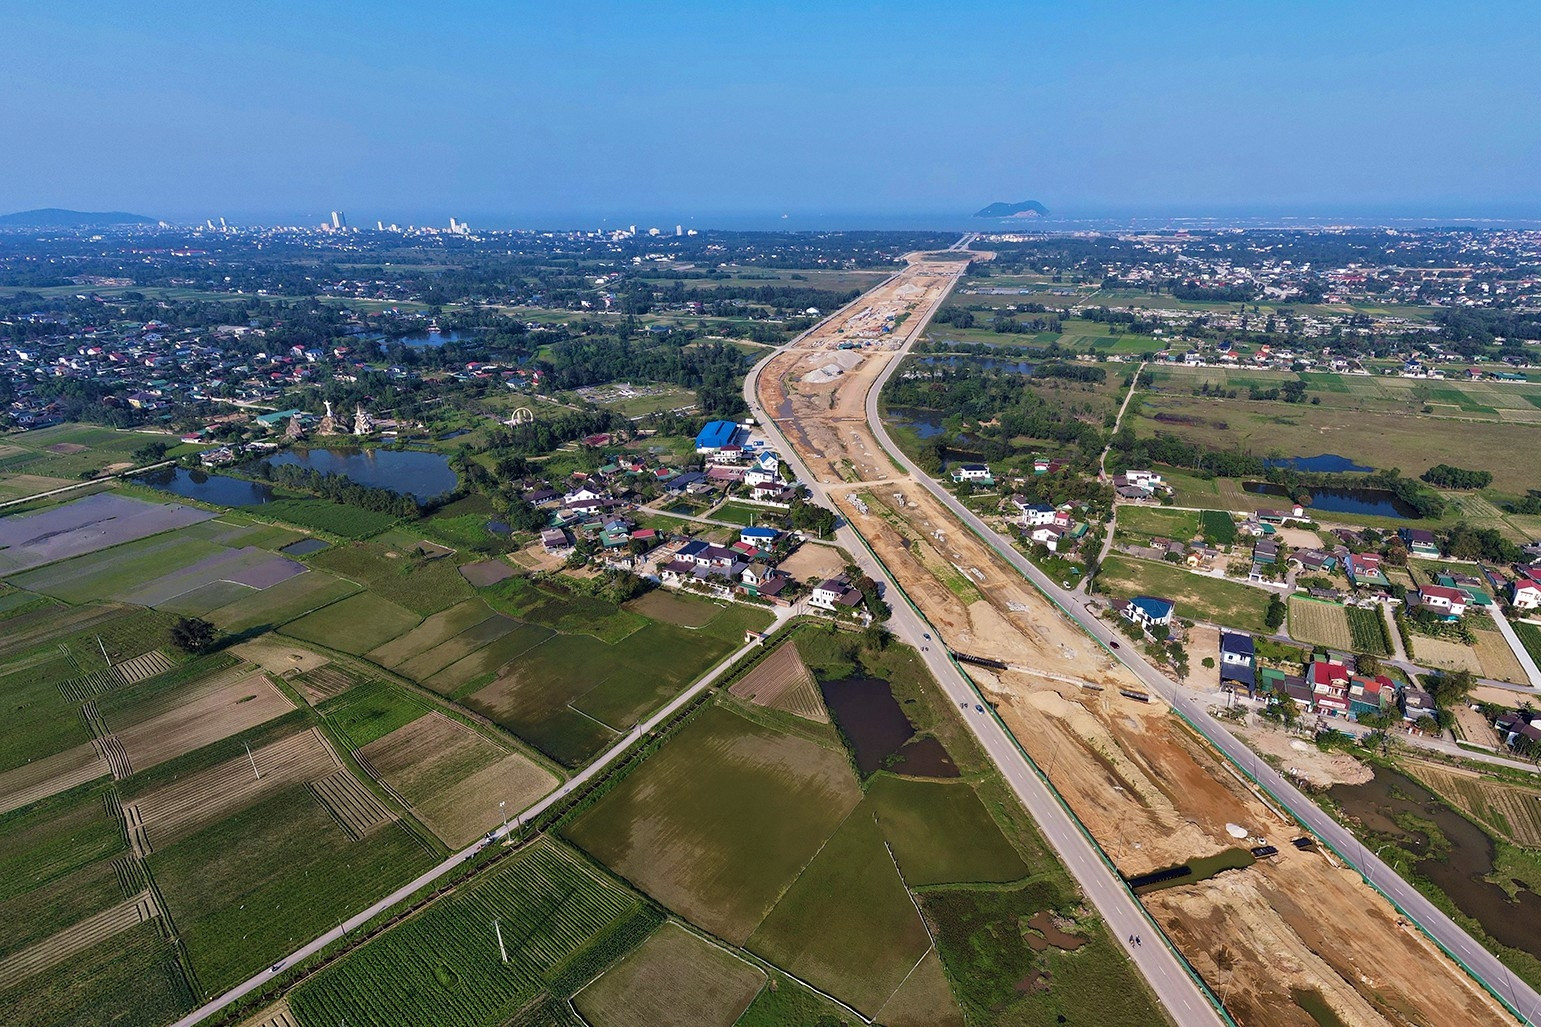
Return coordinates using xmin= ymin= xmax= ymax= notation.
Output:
xmin=150 ymin=784 xmax=436 ymax=992
xmin=1114 ymin=506 xmax=1199 ymax=544
xmin=1130 ymin=372 xmax=1541 ymax=494
xmin=256 ymin=498 xmax=399 ymax=538
xmin=574 ymin=922 xmax=764 ymax=1027
xmin=319 ymin=680 xmax=429 ymax=748
xmin=281 ymin=592 xmax=423 ymax=655
xmin=563 ymin=705 xmax=862 ymax=944
xmin=310 ymin=539 xmax=474 ymax=615
xmin=866 ymin=775 xmax=1028 ymax=886
xmin=201 ymin=569 xmax=360 ymax=633
xmin=1097 ymin=555 xmax=1271 ymax=632
xmin=746 ymin=807 xmax=930 ymax=1017
xmin=291 ymin=839 xmax=652 ymax=1027
xmin=8 ymin=529 xmax=223 ymax=604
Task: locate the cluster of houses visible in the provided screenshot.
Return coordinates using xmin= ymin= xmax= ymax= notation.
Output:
xmin=1112 ymin=469 xmax=1167 ymax=501
xmin=1010 ymin=496 xmax=1092 ymax=553
xmin=1213 ymin=628 xmax=1435 ymax=724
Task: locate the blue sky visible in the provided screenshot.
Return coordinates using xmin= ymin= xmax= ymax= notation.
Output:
xmin=1 ymin=1 xmax=1538 ymax=224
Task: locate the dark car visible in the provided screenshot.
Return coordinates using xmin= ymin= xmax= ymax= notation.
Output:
xmin=974 ymin=704 xmax=984 ymax=713
xmin=1109 ymin=640 xmax=1120 ymax=649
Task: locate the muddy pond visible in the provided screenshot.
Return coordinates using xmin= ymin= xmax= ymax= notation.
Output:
xmin=1331 ymin=765 xmax=1541 ymax=961
xmin=818 ymin=676 xmax=959 ymax=778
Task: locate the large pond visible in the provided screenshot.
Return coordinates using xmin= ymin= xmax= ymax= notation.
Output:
xmin=134 ymin=466 xmax=275 ymax=506
xmin=1243 ymin=480 xmax=1415 ymax=519
xmin=885 ymin=405 xmax=948 ymax=440
xmin=266 ymin=447 xmax=457 ymax=502
xmin=819 ymin=676 xmax=959 ymax=778
xmin=1331 ymin=766 xmax=1541 ymax=962
xmin=372 ymin=329 xmax=466 ymax=348
xmin=1264 ymin=453 xmax=1374 ymax=473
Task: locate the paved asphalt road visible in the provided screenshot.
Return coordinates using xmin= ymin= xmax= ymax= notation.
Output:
xmin=168 ymin=623 xmax=789 ymax=1027
xmin=845 ymin=292 xmax=1541 ymax=1026
xmin=743 ymin=273 xmax=1229 ymax=1026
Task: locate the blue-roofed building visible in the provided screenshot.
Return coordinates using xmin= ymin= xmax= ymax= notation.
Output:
xmin=740 ymin=526 xmax=778 ymax=547
xmin=1115 ymin=595 xmax=1175 ymax=634
xmin=695 ymin=420 xmax=740 ymax=453
xmin=1219 ymin=630 xmax=1256 ymax=695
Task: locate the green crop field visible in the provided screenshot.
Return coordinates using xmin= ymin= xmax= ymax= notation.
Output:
xmin=1516 ymin=623 xmax=1541 ymax=668
xmin=1346 ymin=606 xmax=1393 ymax=656
xmin=747 ymin=808 xmax=930 ymax=1016
xmin=0 ymin=788 xmax=125 ymax=908
xmin=8 ymin=530 xmax=222 ymax=604
xmin=574 ymin=921 xmax=764 ymax=1027
xmin=311 ymin=540 xmax=473 ymax=615
xmin=291 ymin=839 xmax=652 ymax=1027
xmin=201 ymin=569 xmax=360 ymax=633
xmin=865 ymin=776 xmax=1028 ymax=886
xmin=463 ymin=600 xmax=770 ymax=766
xmin=320 ymin=680 xmax=429 ymax=748
xmin=1288 ymin=596 xmax=1354 ymax=650
xmin=281 ymin=592 xmax=423 ymax=654
xmin=0 ymin=920 xmax=195 ymax=1027
xmin=563 ymin=705 xmax=862 ymax=943
xmin=1199 ymin=509 xmax=1238 ymax=545
xmin=1097 ymin=555 xmax=1271 ymax=632
xmin=257 ymin=498 xmax=399 ymax=538
xmin=151 ymin=784 xmax=436 ymax=992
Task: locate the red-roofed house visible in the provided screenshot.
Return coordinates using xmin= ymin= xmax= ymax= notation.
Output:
xmin=1309 ymin=659 xmax=1351 ymax=713
xmin=1511 ymin=578 xmax=1541 ymax=611
xmin=1415 ymin=583 xmax=1468 ymax=619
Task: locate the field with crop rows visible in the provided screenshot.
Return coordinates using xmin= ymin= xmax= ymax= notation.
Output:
xmin=1287 ymin=597 xmax=1354 ymax=650
xmin=1407 ymin=764 xmax=1541 ymax=848
xmin=575 ymin=921 xmax=764 ymax=1027
xmin=291 ymin=840 xmax=648 ymax=1027
xmin=1199 ymin=509 xmax=1238 ymax=545
xmin=1345 ymin=606 xmax=1392 ymax=656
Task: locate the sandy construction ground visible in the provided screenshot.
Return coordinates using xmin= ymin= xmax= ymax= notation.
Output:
xmin=757 ymin=255 xmax=1513 ymax=1026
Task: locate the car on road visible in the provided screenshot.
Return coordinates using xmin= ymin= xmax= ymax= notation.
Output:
xmin=269 ymin=961 xmax=285 ymax=974
xmin=974 ymin=704 xmax=984 ymax=713
xmin=1109 ymin=640 xmax=1120 ymax=649
xmin=923 ymin=633 xmax=930 ymax=640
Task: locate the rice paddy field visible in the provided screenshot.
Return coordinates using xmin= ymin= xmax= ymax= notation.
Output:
xmin=561 ymin=630 xmax=1155 ymax=1024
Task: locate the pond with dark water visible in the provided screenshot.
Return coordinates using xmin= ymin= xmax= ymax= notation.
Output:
xmin=818 ymin=676 xmax=958 ymax=778
xmin=266 ymin=447 xmax=458 ymax=502
xmin=372 ymin=329 xmax=466 ymax=348
xmin=134 ymin=466 xmax=275 ymax=507
xmin=1243 ymin=481 xmax=1416 ymax=519
xmin=1263 ymin=453 xmax=1374 ymax=473
xmin=1331 ymin=765 xmax=1541 ymax=961
xmin=279 ymin=538 xmax=331 ymax=556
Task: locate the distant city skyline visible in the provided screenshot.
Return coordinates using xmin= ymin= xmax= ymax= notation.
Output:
xmin=3 ymin=1 xmax=1538 ymax=223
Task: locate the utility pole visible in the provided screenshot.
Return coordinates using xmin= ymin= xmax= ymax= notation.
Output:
xmin=96 ymin=634 xmax=112 ymax=668
xmin=245 ymin=742 xmax=260 ymax=780
xmin=494 ymin=919 xmax=508 ymax=963
xmin=499 ymin=800 xmax=507 ymax=832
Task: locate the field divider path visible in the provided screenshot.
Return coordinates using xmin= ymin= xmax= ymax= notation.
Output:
xmin=167 ymin=607 xmax=797 ymax=1027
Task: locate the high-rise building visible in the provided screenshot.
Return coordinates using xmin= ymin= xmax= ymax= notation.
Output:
xmin=330 ymin=210 xmax=347 ymax=230
xmin=675 ymin=225 xmax=683 ymax=236
xmin=376 ymin=220 xmax=384 ymax=231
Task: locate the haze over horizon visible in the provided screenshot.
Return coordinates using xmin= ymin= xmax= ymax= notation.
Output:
xmin=3 ymin=0 xmax=1539 ymax=226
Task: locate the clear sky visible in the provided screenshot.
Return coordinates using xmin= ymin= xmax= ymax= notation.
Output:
xmin=2 ymin=0 xmax=1538 ymax=225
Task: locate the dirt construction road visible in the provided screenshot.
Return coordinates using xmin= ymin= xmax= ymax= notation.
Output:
xmin=752 ymin=252 xmax=1521 ymax=1027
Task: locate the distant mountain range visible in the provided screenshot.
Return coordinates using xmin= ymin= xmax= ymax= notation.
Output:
xmin=974 ymin=200 xmax=1048 ymax=219
xmin=0 ymin=208 xmax=159 ymax=228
